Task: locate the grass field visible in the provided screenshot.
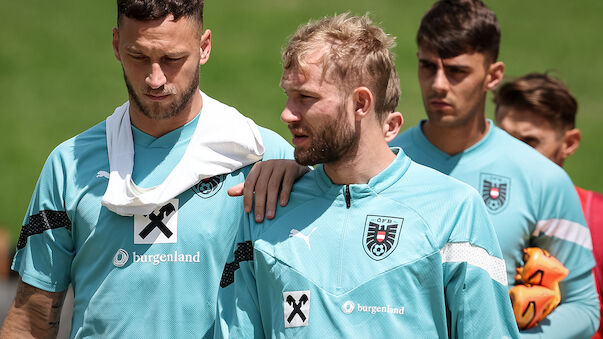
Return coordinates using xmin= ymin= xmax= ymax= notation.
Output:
xmin=1 ymin=1 xmax=602 ymax=243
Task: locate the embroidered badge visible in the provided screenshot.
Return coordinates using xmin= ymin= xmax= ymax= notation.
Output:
xmin=192 ymin=174 xmax=226 ymax=198
xmin=480 ymin=173 xmax=511 ymax=213
xmin=283 ymin=291 xmax=310 ymax=328
xmin=363 ymin=215 xmax=403 ymax=261
xmin=134 ymin=199 xmax=178 ymax=244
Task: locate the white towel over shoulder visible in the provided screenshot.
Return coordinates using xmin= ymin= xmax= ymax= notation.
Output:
xmin=101 ymin=91 xmax=264 ymax=216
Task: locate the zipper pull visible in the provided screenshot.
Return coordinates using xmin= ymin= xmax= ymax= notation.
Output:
xmin=345 ymin=185 xmax=351 ymax=209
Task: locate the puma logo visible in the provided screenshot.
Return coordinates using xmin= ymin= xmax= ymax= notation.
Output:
xmin=96 ymin=170 xmax=110 ymax=179
xmin=289 ymin=227 xmax=318 ymax=250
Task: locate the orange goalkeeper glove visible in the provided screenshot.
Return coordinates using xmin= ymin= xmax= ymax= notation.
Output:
xmin=509 ymin=247 xmax=569 ymax=330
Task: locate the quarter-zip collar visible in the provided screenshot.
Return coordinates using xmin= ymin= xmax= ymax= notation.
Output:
xmin=313 ymin=147 xmax=412 ymax=206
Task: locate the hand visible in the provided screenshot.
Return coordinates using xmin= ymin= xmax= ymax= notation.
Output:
xmin=228 ymin=160 xmax=310 ymax=222
xmin=509 ymin=284 xmax=558 ymax=330
xmin=510 ymin=247 xmax=569 ymax=330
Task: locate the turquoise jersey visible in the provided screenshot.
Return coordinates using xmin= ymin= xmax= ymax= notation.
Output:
xmin=216 ymin=149 xmax=519 ymax=338
xmin=390 ymin=121 xmax=599 ymax=338
xmin=12 ymin=98 xmax=293 ymax=338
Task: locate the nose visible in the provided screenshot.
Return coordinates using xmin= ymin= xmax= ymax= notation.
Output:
xmin=431 ymin=67 xmax=449 ymax=95
xmin=280 ymin=100 xmax=301 ymax=124
xmin=145 ymin=63 xmax=167 ymax=89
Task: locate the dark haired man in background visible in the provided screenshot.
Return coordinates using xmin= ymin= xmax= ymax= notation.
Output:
xmin=390 ymin=0 xmax=599 ymax=336
xmin=0 ymin=1 xmax=303 ymax=337
xmin=495 ymin=72 xmax=603 ymax=338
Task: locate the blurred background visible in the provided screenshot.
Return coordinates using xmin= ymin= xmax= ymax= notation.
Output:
xmin=0 ymin=0 xmax=601 ymax=336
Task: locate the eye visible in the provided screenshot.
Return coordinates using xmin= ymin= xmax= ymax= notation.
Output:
xmin=165 ymin=56 xmax=184 ymax=62
xmin=418 ymin=61 xmax=436 ymax=71
xmin=129 ymin=54 xmax=146 ymax=61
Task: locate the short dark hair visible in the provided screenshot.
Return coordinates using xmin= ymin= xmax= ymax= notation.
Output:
xmin=494 ymin=72 xmax=578 ymax=130
xmin=117 ymin=0 xmax=204 ymax=27
xmin=417 ymin=0 xmax=500 ymax=61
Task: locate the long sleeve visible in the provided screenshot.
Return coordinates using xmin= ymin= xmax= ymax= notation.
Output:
xmin=442 ymin=193 xmax=520 ymax=339
xmin=215 ymin=217 xmax=265 ymax=338
xmin=520 ymin=177 xmax=600 ymax=338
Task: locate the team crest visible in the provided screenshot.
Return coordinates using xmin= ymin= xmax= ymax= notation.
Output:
xmin=192 ymin=174 xmax=225 ymax=198
xmin=363 ymin=215 xmax=403 ymax=261
xmin=480 ymin=173 xmax=511 ymax=213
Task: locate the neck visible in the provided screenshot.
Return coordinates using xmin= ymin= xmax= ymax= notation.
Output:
xmin=324 ymin=138 xmax=396 ymax=185
xmin=422 ymin=115 xmax=489 ymax=156
xmin=129 ymin=91 xmax=203 ymax=138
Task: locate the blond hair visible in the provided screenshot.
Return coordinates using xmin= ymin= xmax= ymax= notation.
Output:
xmin=282 ymin=13 xmax=400 ymax=119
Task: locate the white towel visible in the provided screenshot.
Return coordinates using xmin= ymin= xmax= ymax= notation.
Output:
xmin=101 ymin=91 xmax=264 ymax=216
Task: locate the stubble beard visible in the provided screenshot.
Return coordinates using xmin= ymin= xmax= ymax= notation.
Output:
xmin=293 ymin=104 xmax=360 ymax=166
xmin=123 ymin=66 xmax=200 ymax=120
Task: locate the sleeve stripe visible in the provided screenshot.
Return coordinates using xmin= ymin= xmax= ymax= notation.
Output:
xmin=532 ymin=218 xmax=592 ymax=250
xmin=17 ymin=210 xmax=72 ymax=250
xmin=440 ymin=242 xmax=508 ymax=286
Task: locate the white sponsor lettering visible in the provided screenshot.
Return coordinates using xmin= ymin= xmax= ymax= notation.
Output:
xmin=132 ymin=251 xmax=201 ymax=265
xmin=341 ymin=301 xmax=404 ymax=316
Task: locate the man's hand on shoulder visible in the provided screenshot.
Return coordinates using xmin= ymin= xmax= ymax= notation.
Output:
xmin=228 ymin=159 xmax=310 ymax=222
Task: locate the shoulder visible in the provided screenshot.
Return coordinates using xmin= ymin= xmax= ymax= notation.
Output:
xmin=490 ymin=126 xmax=571 ymax=183
xmin=257 ymin=126 xmax=293 ymax=160
xmin=391 ymin=160 xmax=487 ymax=235
xmin=44 ymin=121 xmax=107 ymax=170
xmin=404 ymin=160 xmax=479 ymax=200
xmin=389 ymin=124 xmax=418 ymax=149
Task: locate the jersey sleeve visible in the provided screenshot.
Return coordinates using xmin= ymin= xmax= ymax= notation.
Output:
xmin=441 ymin=191 xmax=520 ymax=339
xmin=521 ymin=173 xmax=599 ymax=338
xmin=257 ymin=127 xmax=294 ymax=161
xmin=215 ymin=215 xmax=265 ymax=338
xmin=11 ymin=146 xmax=75 ymax=292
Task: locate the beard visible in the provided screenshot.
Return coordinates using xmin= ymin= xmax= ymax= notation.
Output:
xmin=293 ymin=104 xmax=360 ymax=166
xmin=123 ymin=66 xmax=200 ymax=120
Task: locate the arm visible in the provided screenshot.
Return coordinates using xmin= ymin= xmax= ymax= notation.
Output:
xmin=0 ymin=278 xmax=67 ymax=339
xmin=443 ymin=193 xmax=520 ymax=339
xmin=521 ymin=178 xmax=600 ymax=338
xmin=228 ymin=159 xmax=309 ymax=222
xmin=215 ymin=217 xmax=265 ymax=338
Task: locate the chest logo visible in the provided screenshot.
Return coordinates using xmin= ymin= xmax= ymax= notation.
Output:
xmin=363 ymin=215 xmax=403 ymax=261
xmin=192 ymin=174 xmax=226 ymax=198
xmin=134 ymin=199 xmax=179 ymax=244
xmin=283 ymin=291 xmax=310 ymax=328
xmin=289 ymin=227 xmax=318 ymax=250
xmin=480 ymin=173 xmax=511 ymax=214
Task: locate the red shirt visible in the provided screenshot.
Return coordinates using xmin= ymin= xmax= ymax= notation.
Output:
xmin=576 ymin=186 xmax=603 ymax=339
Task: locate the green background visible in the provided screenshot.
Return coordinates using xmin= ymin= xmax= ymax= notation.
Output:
xmin=1 ymin=1 xmax=602 ymax=244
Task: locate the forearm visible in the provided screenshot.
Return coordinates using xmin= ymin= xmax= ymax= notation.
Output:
xmin=0 ymin=278 xmax=67 ymax=339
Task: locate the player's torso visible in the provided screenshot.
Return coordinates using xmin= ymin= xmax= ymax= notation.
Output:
xmin=64 ymin=126 xmax=248 ymax=338
xmin=250 ymin=183 xmax=449 ymax=338
xmin=395 ymin=126 xmax=540 ymax=285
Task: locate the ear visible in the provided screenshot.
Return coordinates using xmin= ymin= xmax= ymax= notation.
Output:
xmin=352 ymin=87 xmax=373 ymax=121
xmin=561 ymin=128 xmax=581 ymax=160
xmin=112 ymin=27 xmax=121 ymax=61
xmin=383 ymin=111 xmax=404 ymax=143
xmin=199 ymin=29 xmax=212 ymax=65
xmin=485 ymin=61 xmax=505 ymax=91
